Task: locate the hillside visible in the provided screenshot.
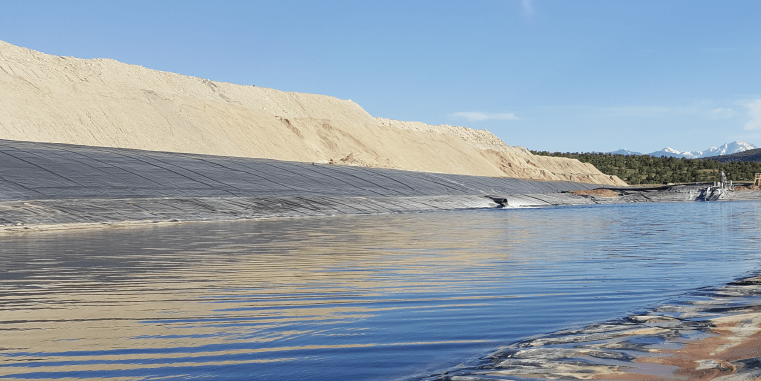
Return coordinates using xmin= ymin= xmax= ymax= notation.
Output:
xmin=0 ymin=40 xmax=625 ymax=186
xmin=533 ymin=151 xmax=761 ymax=184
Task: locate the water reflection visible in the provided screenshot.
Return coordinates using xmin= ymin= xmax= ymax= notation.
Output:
xmin=2 ymin=202 xmax=761 ymax=380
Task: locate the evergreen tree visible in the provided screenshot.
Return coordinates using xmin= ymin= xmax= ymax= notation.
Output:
xmin=529 ymin=151 xmax=761 ymax=186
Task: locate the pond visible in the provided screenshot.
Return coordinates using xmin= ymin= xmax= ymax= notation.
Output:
xmin=2 ymin=201 xmax=761 ymax=380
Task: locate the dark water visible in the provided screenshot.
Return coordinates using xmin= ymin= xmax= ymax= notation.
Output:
xmin=2 ymin=201 xmax=761 ymax=380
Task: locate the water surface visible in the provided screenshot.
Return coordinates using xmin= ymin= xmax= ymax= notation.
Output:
xmin=2 ymin=201 xmax=761 ymax=380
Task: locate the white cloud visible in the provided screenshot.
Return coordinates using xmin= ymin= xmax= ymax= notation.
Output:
xmin=708 ymin=107 xmax=735 ymax=119
xmin=451 ymin=111 xmax=518 ymax=122
xmin=522 ymin=0 xmax=534 ymax=15
xmin=744 ymin=99 xmax=761 ymax=130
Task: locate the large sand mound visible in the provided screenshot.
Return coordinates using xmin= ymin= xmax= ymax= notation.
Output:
xmin=0 ymin=40 xmax=625 ymax=186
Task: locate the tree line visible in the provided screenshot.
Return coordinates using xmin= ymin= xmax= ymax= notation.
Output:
xmin=531 ymin=151 xmax=761 ymax=185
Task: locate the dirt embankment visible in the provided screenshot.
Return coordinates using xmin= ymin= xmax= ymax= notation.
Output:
xmin=0 ymin=40 xmax=626 ymax=186
xmin=571 ymin=189 xmax=620 ymax=197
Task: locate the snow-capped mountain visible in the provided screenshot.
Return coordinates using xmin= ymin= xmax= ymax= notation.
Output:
xmin=610 ymin=148 xmax=643 ymax=156
xmin=646 ymin=147 xmax=703 ymax=159
xmin=610 ymin=141 xmax=757 ymax=159
xmin=701 ymin=141 xmax=757 ymax=157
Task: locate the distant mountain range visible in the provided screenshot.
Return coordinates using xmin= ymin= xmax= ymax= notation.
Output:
xmin=710 ymin=148 xmax=761 ymax=163
xmin=610 ymin=141 xmax=757 ymax=159
xmin=610 ymin=148 xmax=644 ymax=156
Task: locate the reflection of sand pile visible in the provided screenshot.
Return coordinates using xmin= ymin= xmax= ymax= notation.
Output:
xmin=0 ymin=40 xmax=625 ymax=186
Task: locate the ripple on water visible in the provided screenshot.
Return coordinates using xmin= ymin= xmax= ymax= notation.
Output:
xmin=2 ymin=201 xmax=761 ymax=380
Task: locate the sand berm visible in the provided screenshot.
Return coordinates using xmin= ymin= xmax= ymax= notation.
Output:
xmin=0 ymin=40 xmax=624 ymax=187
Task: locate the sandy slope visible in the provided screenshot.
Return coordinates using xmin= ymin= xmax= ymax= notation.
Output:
xmin=0 ymin=40 xmax=625 ymax=186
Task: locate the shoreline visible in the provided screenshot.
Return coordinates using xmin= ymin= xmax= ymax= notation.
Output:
xmin=0 ymin=195 xmax=499 ymax=234
xmin=3 ymin=186 xmax=761 ymax=234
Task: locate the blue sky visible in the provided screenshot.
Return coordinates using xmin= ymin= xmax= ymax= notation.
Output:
xmin=1 ymin=0 xmax=760 ymax=153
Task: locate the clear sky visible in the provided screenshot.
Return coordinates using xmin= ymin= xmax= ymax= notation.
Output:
xmin=1 ymin=0 xmax=760 ymax=153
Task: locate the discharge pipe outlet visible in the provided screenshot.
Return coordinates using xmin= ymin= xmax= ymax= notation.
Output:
xmin=488 ymin=196 xmax=509 ymax=208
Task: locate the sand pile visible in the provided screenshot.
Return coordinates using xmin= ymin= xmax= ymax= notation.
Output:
xmin=0 ymin=40 xmax=625 ymax=186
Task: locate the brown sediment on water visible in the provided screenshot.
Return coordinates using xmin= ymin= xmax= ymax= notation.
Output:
xmin=617 ymin=276 xmax=761 ymax=380
xmin=594 ymin=311 xmax=761 ymax=380
xmin=425 ymin=275 xmax=761 ymax=381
